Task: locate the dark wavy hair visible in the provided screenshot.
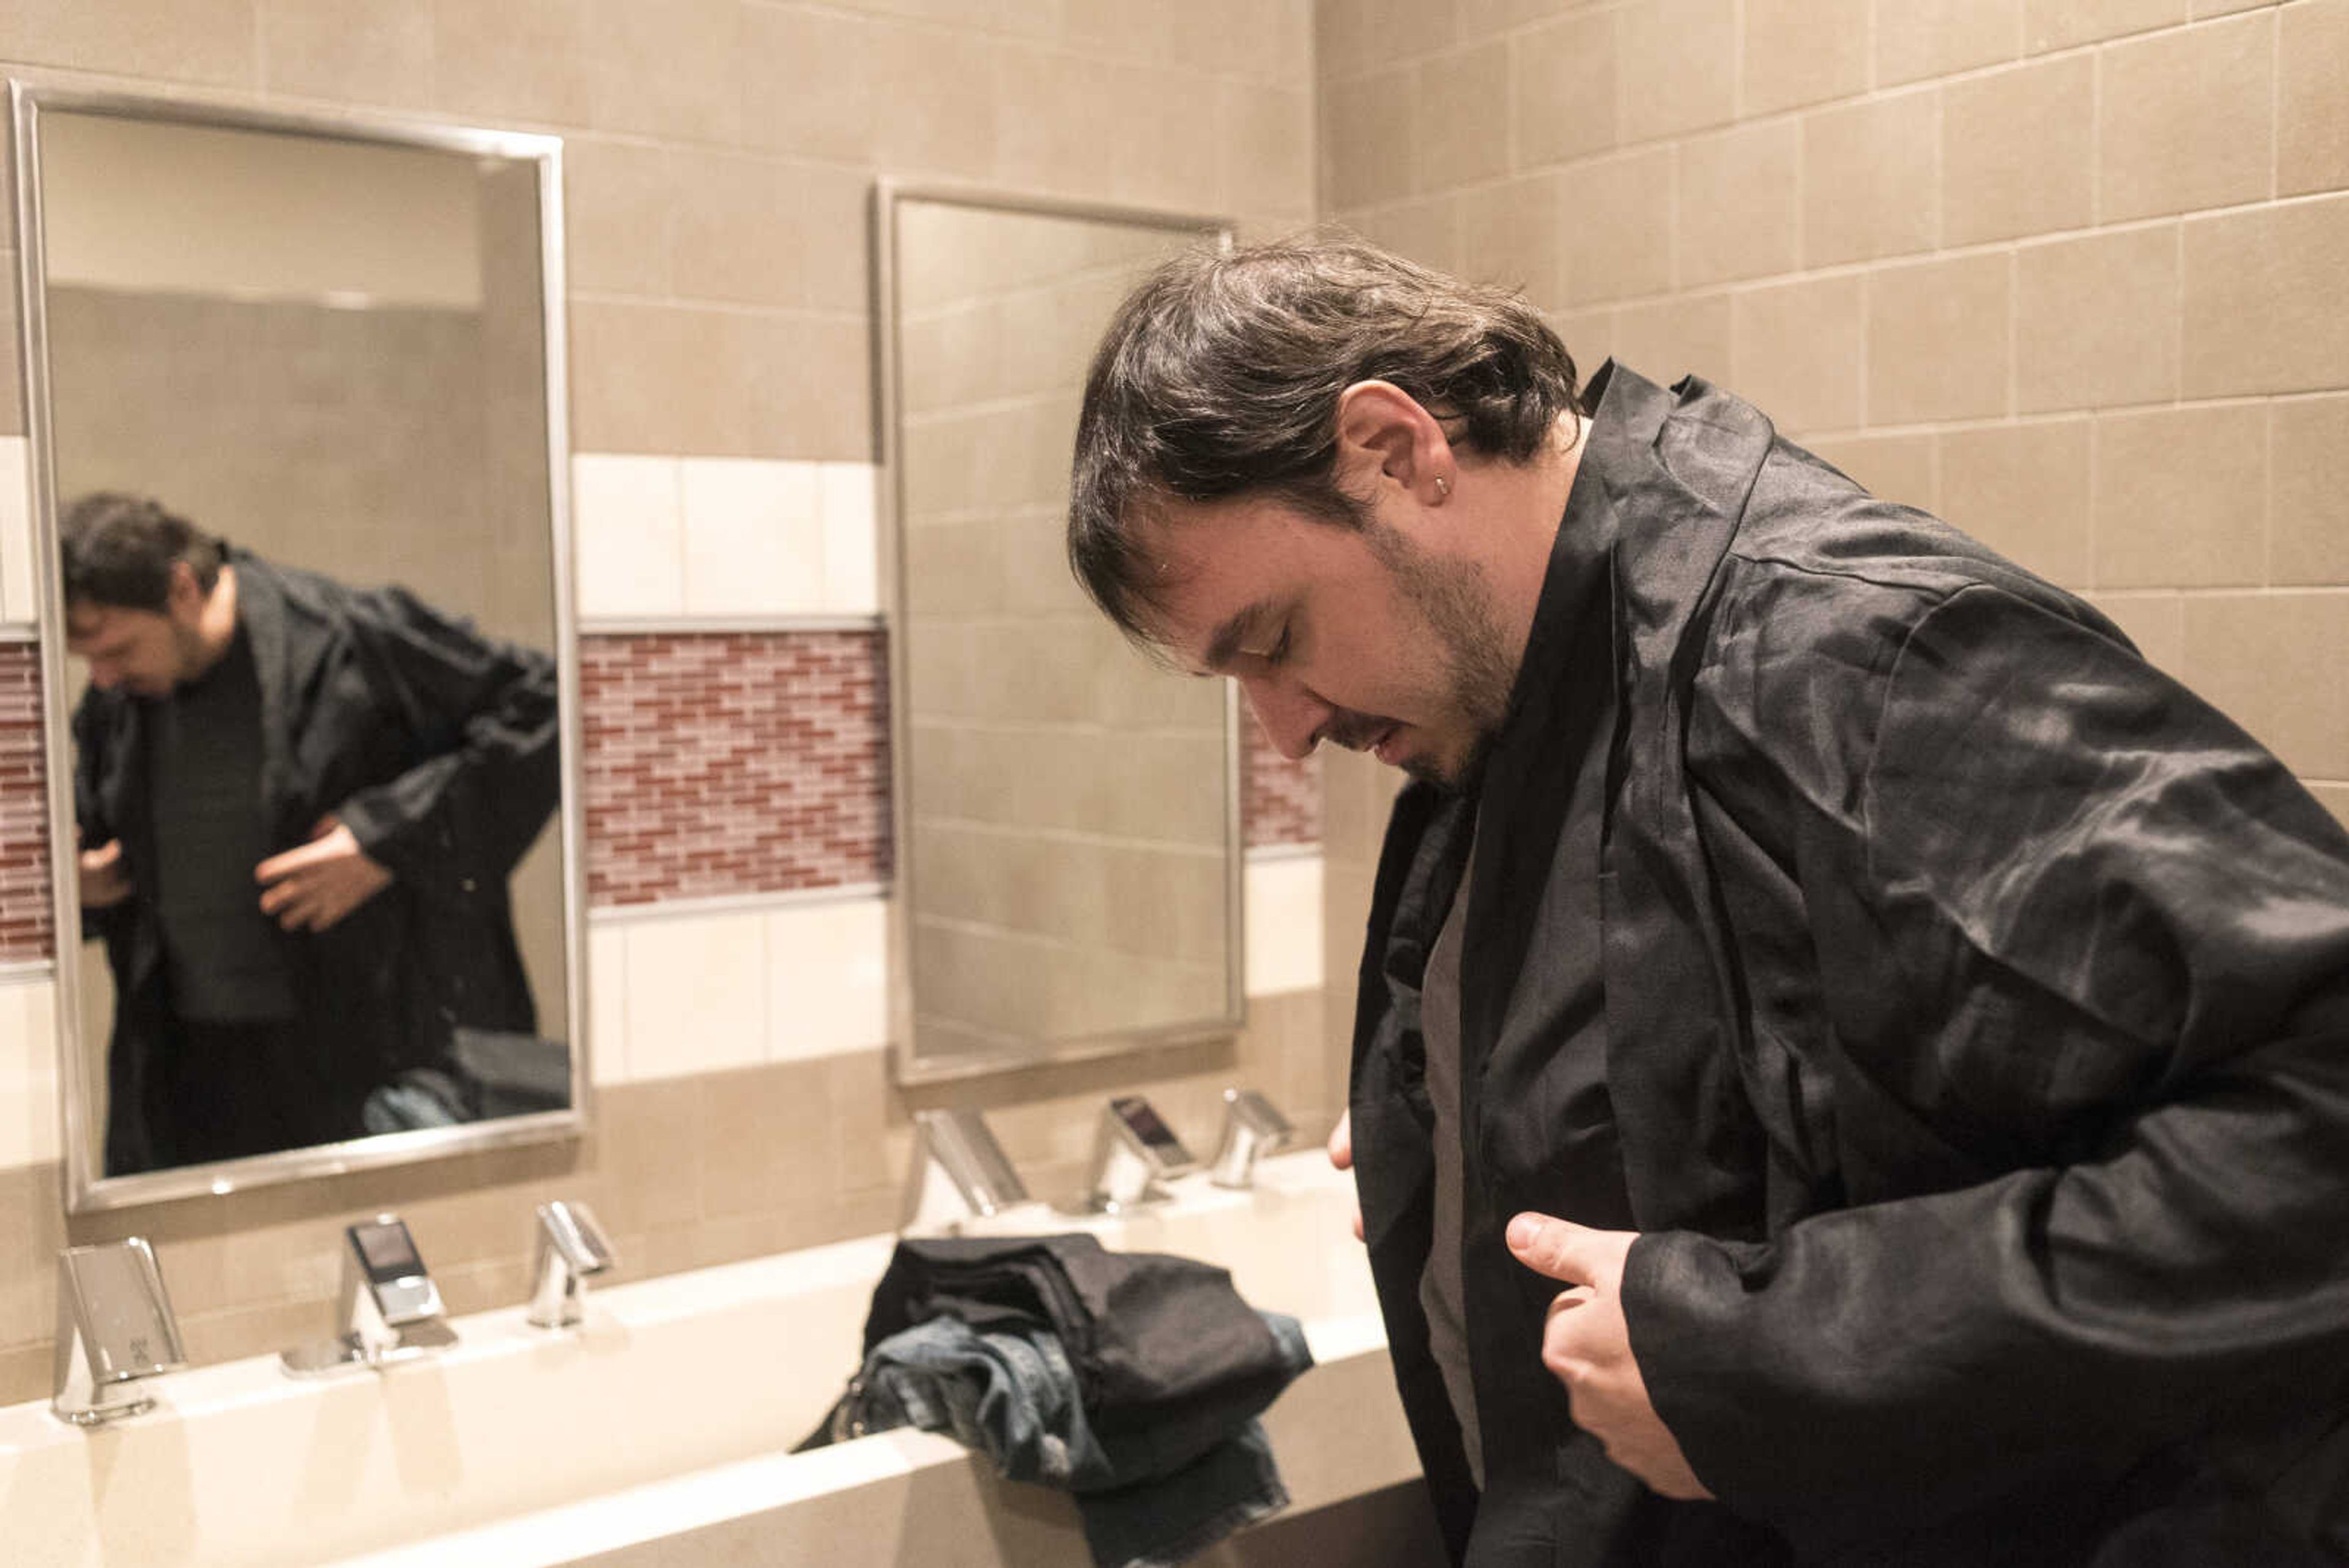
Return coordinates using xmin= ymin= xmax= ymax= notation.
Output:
xmin=1067 ymin=234 xmax=1581 ymax=641
xmin=59 ymin=492 xmax=225 ymax=612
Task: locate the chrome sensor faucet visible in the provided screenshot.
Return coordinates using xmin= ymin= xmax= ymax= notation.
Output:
xmin=1069 ymin=1094 xmax=1197 ymax=1214
xmin=526 ymin=1200 xmax=615 ymax=1328
xmin=282 ymin=1214 xmax=456 ymax=1376
xmin=904 ymin=1108 xmax=1032 ymax=1234
xmin=51 ymin=1238 xmax=186 ymax=1426
xmin=1209 ymin=1088 xmax=1296 ymax=1189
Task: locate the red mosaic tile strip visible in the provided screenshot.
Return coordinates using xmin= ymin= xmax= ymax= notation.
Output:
xmin=581 ymin=630 xmax=891 ymax=907
xmin=0 ymin=642 xmax=54 ymax=963
xmin=1244 ymin=710 xmax=1322 ymax=849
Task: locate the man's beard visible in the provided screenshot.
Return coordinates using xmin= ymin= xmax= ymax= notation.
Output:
xmin=1362 ymin=518 xmax=1516 ymax=793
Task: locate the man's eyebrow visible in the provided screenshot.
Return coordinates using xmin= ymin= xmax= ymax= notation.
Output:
xmin=1199 ymin=601 xmax=1278 ymax=675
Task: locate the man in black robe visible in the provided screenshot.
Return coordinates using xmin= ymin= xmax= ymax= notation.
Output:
xmin=65 ymin=492 xmax=562 ymax=1175
xmin=1064 ymin=240 xmax=2349 ymax=1565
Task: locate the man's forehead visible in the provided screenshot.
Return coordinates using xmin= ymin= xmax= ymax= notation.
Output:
xmin=65 ymin=602 xmax=154 ymax=643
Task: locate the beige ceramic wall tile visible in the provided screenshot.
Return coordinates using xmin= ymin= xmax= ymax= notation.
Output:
xmin=1345 ymin=197 xmax=1463 ymax=274
xmin=2014 ymin=225 xmax=2181 ymax=413
xmin=1221 ymin=83 xmax=1316 ymax=220
xmin=2182 ymin=195 xmax=2349 ymax=398
xmin=1731 ymin=275 xmax=1865 ymax=435
xmin=1459 ymin=173 xmax=1567 ymax=309
xmin=563 ymin=139 xmax=672 ymax=299
xmin=865 ymin=17 xmax=996 ymax=179
xmin=1616 ymin=294 xmax=1734 ymax=388
xmin=697 ymin=1058 xmax=837 ymax=1219
xmin=1458 ymin=0 xmax=1566 ymax=38
xmin=2098 ymin=10 xmax=2275 ymax=221
xmin=1938 ymin=418 xmax=2094 ymax=586
xmin=1866 ymin=253 xmax=2012 ymax=426
xmin=2269 ymin=395 xmax=2349 ymax=586
xmin=681 ymin=457 xmax=826 ymax=616
xmin=2 ymin=0 xmax=256 ymax=85
xmin=0 ymin=437 xmax=31 ymax=623
xmin=2279 ymin=0 xmax=2349 ymax=198
xmin=2083 ymin=590 xmax=2186 ymax=672
xmin=258 ymin=0 xmax=435 ymax=104
xmin=1943 ymin=55 xmax=2095 ymax=247
xmin=1245 ymin=853 xmax=1325 ymax=997
xmin=2025 ymin=0 xmax=2187 ymax=51
xmin=2093 ymin=403 xmax=2268 ymax=588
xmin=1876 ymin=0 xmax=2023 ymax=84
xmin=2311 ymin=784 xmax=2349 ymax=834
xmin=1555 ymin=305 xmax=1619 ymax=374
xmin=1418 ymin=40 xmax=1513 ymax=191
xmin=737 ymin=7 xmax=874 ymax=162
xmin=580 ymin=0 xmax=744 ymax=144
xmin=433 ymin=0 xmax=599 ymax=127
xmin=623 ymin=910 xmax=770 ymax=1079
xmin=1619 ymin=0 xmax=1739 ymax=146
xmin=1317 ymin=0 xmax=1455 ymax=80
xmin=1799 ymin=433 xmax=1938 ymax=509
xmin=587 ymin=923 xmax=628 ymax=1085
xmin=1323 ymin=66 xmax=1422 ymax=210
xmin=2192 ymin=0 xmax=2281 ymax=13
xmin=1562 ymin=147 xmax=1674 ymax=305
xmin=2181 ymin=592 xmax=2349 ymax=776
xmin=1744 ymin=0 xmax=1869 ymax=116
xmin=989 ymin=43 xmax=1118 ymax=198
xmin=1803 ymin=91 xmax=1940 ymax=267
xmin=1511 ymin=10 xmax=1619 ymax=169
xmin=669 ymin=155 xmax=807 ymax=311
xmin=1677 ymin=122 xmax=1800 ymax=288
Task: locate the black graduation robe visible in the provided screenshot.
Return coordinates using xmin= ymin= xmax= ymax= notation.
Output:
xmin=75 ymin=548 xmax=562 ymax=1175
xmin=1352 ymin=364 xmax=2349 ymax=1565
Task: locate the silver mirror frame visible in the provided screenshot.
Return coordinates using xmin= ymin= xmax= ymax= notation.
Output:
xmin=9 ymin=80 xmax=590 ymax=1213
xmin=872 ymin=180 xmax=1245 ymax=1087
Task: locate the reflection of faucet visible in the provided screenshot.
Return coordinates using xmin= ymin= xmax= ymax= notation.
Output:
xmin=525 ymin=1201 xmax=615 ymax=1328
xmin=904 ymin=1109 xmax=1031 ymax=1235
xmin=51 ymin=1238 xmax=186 ymax=1425
xmin=1208 ymin=1088 xmax=1296 ymax=1189
xmin=281 ymin=1215 xmax=457 ymax=1376
xmin=1068 ymin=1095 xmax=1197 ymax=1214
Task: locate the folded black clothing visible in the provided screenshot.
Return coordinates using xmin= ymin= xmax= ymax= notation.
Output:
xmin=861 ymin=1232 xmax=1305 ymax=1440
xmin=803 ymin=1232 xmax=1318 ymax=1567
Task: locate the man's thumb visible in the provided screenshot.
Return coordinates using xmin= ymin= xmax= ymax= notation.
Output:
xmin=1506 ymin=1212 xmax=1594 ymax=1285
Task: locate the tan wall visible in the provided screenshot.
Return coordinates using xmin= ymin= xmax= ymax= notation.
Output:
xmin=0 ymin=0 xmax=1318 ymax=1402
xmin=1317 ymin=0 xmax=2349 ymax=842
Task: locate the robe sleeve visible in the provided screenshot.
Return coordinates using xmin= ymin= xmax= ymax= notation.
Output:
xmin=326 ymin=585 xmax=561 ymax=902
xmin=1623 ymin=581 xmax=2349 ymax=1553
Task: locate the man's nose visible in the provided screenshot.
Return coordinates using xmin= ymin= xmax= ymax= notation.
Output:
xmin=1238 ymin=672 xmax=1330 ymax=762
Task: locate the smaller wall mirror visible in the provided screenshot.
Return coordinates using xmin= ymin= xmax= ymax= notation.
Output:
xmin=12 ymin=83 xmax=585 ymax=1211
xmin=876 ymin=185 xmax=1241 ymax=1084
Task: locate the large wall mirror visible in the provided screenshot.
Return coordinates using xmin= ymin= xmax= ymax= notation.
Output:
xmin=876 ymin=184 xmax=1242 ymax=1084
xmin=10 ymin=83 xmax=584 ymax=1211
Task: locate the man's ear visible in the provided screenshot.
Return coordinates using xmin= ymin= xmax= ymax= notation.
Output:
xmin=1332 ymin=381 xmax=1452 ymax=506
xmin=164 ymin=559 xmax=204 ymax=617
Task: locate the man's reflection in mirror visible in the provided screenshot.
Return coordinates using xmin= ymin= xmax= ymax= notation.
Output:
xmin=62 ymin=494 xmax=563 ymax=1175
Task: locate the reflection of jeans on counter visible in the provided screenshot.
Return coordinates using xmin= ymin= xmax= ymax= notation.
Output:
xmin=816 ymin=1310 xmax=1312 ymax=1568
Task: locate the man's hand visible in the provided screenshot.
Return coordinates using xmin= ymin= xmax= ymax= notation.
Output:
xmin=1507 ymin=1211 xmax=1712 ymax=1501
xmin=1329 ymin=1109 xmax=1364 ymax=1242
xmin=78 ymin=833 xmax=130 ymax=909
xmin=256 ymin=817 xmax=393 ymax=932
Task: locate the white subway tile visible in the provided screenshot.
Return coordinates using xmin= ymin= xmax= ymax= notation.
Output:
xmin=680 ymin=456 xmax=824 ymax=617
xmin=0 ymin=975 xmax=61 ymax=1168
xmin=620 ymin=910 xmax=768 ymax=1080
xmin=765 ymin=894 xmax=890 ymax=1061
xmin=0 ymin=437 xmax=34 ymax=625
xmin=586 ymin=923 xmax=629 ymax=1085
xmin=571 ymin=454 xmax=685 ymax=619
xmin=817 ymin=461 xmax=881 ymax=615
xmin=1244 ymin=854 xmax=1324 ymax=998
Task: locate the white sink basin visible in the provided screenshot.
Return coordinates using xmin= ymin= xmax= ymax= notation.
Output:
xmin=0 ymin=1151 xmax=1416 ymax=1567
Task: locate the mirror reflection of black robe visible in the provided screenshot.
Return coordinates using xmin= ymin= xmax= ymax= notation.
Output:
xmin=74 ymin=548 xmax=561 ymax=1176
xmin=1353 ymin=365 xmax=2349 ymax=1566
